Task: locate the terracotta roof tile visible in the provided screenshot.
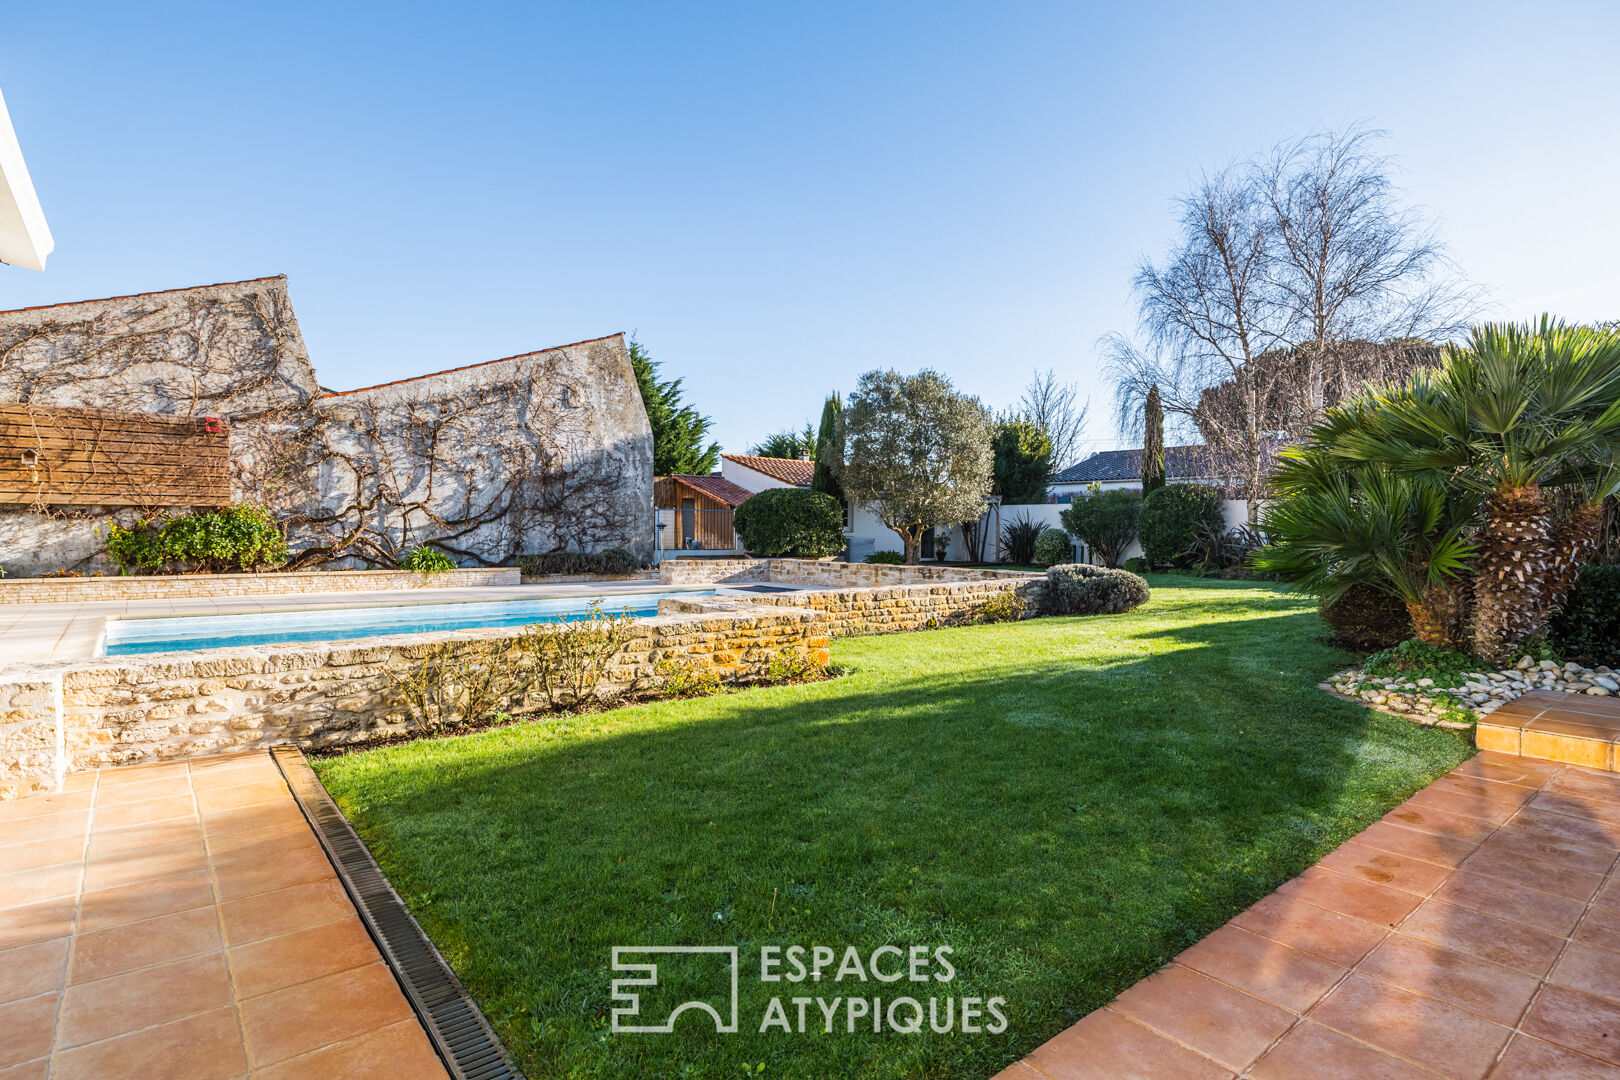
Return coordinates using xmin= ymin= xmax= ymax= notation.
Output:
xmin=661 ymin=474 xmax=755 ymax=508
xmin=722 ymin=454 xmax=814 ymax=487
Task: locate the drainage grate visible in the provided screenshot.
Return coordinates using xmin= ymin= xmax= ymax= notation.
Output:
xmin=272 ymin=746 xmax=524 ymax=1080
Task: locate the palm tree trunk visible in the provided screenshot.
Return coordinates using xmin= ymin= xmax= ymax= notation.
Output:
xmin=1405 ymin=581 xmax=1468 ymax=649
xmin=1470 ymin=485 xmax=1553 ymax=663
xmin=1545 ymin=498 xmax=1606 ymax=617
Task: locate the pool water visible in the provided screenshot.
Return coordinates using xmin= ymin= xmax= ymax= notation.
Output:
xmin=102 ymin=591 xmax=714 ymax=656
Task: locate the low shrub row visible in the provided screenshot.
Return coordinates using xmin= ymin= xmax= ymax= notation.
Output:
xmin=105 ymin=505 xmax=288 ymax=574
xmin=1045 ymin=563 xmax=1151 ymax=615
xmin=517 ymin=549 xmax=642 ymax=577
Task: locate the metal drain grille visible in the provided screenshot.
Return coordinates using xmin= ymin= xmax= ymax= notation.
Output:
xmin=272 ymin=746 xmax=524 ymax=1080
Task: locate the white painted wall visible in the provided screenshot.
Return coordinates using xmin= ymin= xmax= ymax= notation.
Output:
xmin=721 ymin=459 xmax=800 ymax=493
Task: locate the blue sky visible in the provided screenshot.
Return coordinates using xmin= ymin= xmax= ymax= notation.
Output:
xmin=4 ymin=2 xmax=1618 ymax=462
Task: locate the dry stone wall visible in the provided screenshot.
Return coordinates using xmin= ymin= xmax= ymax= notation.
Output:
xmin=0 ymin=567 xmax=518 ymax=604
xmin=0 ymin=672 xmax=63 ymax=799
xmin=0 ymin=277 xmax=653 ymax=576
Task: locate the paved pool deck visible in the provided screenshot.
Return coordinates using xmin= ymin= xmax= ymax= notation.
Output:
xmin=996 ymin=751 xmax=1620 ymax=1080
xmin=0 ymin=750 xmax=449 ymax=1079
xmin=0 ymin=580 xmax=807 ymax=668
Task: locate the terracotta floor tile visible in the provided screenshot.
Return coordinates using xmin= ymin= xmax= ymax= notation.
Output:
xmin=1525 ymin=984 xmax=1620 ymax=1067
xmin=0 ymin=939 xmax=66 ymax=1004
xmin=255 ymin=1018 xmax=447 ymax=1080
xmin=76 ymin=868 xmax=214 ymax=934
xmin=83 ymin=818 xmax=201 ymax=860
xmin=1247 ymin=1020 xmax=1442 ymax=1080
xmin=0 ymin=898 xmax=75 ymax=952
xmin=1109 ymin=963 xmax=1293 ymax=1070
xmin=50 ymin=1005 xmax=246 ymax=1080
xmin=228 ymin=917 xmax=380 ymax=1000
xmin=1459 ymin=845 xmax=1605 ymax=903
xmin=1511 ymin=806 xmax=1620 ymax=852
xmin=1481 ymin=825 xmax=1618 ymax=873
xmin=198 ymin=798 xmax=306 ymax=838
xmin=194 ymin=783 xmax=291 ymax=817
xmin=92 ymin=776 xmax=193 ymax=807
xmin=57 ymin=951 xmax=232 ymax=1048
xmin=1451 ymin=754 xmax=1563 ymax=788
xmin=0 ymin=791 xmax=92 ymax=824
xmin=1307 ymin=972 xmax=1510 ymax=1078
xmin=1405 ymin=785 xmax=1519 ymax=825
xmin=1548 ymin=769 xmax=1620 ymax=803
xmin=189 ymin=769 xmax=284 ymax=795
xmin=80 ymin=837 xmax=208 ymax=892
xmin=96 ymin=762 xmax=190 ymax=787
xmin=212 ymin=843 xmax=332 ymax=902
xmin=1355 ymin=818 xmax=1480 ymax=866
xmin=1575 ymin=903 xmax=1620 ymax=954
xmin=1022 ymin=1007 xmax=1235 ymax=1080
xmin=0 ymin=864 xmax=80 ymax=911
xmin=0 ymin=834 xmax=84 ymax=876
xmin=0 ymin=810 xmax=89 ymax=847
xmin=67 ymin=906 xmax=222 ymax=982
xmin=1315 ymin=840 xmax=1453 ymax=896
xmin=1531 ymin=791 xmax=1620 ymax=830
xmin=1429 ymin=870 xmax=1588 ymax=936
xmin=1383 ymin=800 xmax=1504 ymax=845
xmin=1276 ymin=866 xmax=1423 ymax=926
xmin=240 ymin=962 xmax=414 ymax=1066
xmin=1599 ymin=875 xmax=1620 ymax=911
xmin=1432 ymin=774 xmax=1538 ymax=807
xmin=1174 ymin=924 xmax=1347 ymax=1013
xmin=220 ymin=879 xmax=355 ymax=945
xmin=1398 ymin=898 xmax=1566 ymax=976
xmin=1230 ymin=893 xmax=1388 ymax=967
xmin=0 ymin=993 xmax=57 ymax=1068
xmin=1553 ymin=942 xmax=1620 ymax=1004
xmin=1359 ymin=932 xmax=1540 ymax=1026
xmin=90 ymin=795 xmax=196 ymax=831
xmin=0 ymin=1057 xmax=48 ymax=1080
xmin=206 ymin=819 xmax=320 ymax=866
xmin=1492 ymin=1033 xmax=1620 ymax=1079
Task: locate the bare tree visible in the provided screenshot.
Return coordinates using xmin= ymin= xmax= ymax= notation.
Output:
xmin=1015 ymin=369 xmax=1089 ymax=471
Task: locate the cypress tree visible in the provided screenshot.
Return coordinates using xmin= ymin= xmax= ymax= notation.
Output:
xmin=812 ymin=393 xmax=844 ymax=502
xmin=1142 ymin=384 xmax=1166 ymax=497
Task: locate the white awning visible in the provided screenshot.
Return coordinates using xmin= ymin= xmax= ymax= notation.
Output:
xmin=0 ymin=86 xmax=53 ymax=272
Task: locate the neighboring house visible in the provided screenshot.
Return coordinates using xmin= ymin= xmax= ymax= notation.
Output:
xmin=0 ymin=85 xmax=53 ymax=272
xmin=0 ymin=276 xmax=653 ymax=575
xmin=720 ymin=453 xmax=814 ymax=491
xmin=653 ymin=474 xmax=752 ymax=554
xmin=1048 ymin=444 xmax=1227 ymax=501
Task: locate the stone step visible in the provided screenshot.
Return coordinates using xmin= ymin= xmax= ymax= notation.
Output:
xmin=1476 ymin=689 xmax=1620 ymax=771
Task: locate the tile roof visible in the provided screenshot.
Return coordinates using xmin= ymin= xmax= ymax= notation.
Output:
xmin=722 ymin=454 xmax=815 ymax=487
xmin=660 ymin=473 xmax=755 ymax=508
xmin=1053 ymin=444 xmax=1219 ymax=484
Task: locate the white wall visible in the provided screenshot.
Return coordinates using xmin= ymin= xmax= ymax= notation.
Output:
xmin=721 ymin=459 xmax=799 ymax=494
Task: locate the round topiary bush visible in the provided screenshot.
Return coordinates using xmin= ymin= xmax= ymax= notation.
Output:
xmin=1032 ymin=529 xmax=1072 ymax=568
xmin=1044 ymin=563 xmax=1151 ymax=615
xmin=1318 ymin=582 xmax=1411 ymax=649
xmin=1139 ymin=484 xmax=1226 ymax=568
xmin=733 ymin=488 xmax=846 ymax=558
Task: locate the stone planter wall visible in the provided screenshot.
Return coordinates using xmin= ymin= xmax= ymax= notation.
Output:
xmin=658 ymin=557 xmax=1039 ymax=588
xmin=663 ymin=578 xmax=1047 ymax=637
xmin=0 ymin=605 xmax=828 ymax=797
xmin=0 ymin=567 xmax=519 ymax=605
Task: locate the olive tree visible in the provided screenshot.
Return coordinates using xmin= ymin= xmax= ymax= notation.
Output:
xmin=835 ymin=369 xmax=993 ymax=564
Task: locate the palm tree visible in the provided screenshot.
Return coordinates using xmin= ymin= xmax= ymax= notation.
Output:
xmin=1260 ymin=443 xmax=1479 ymax=649
xmin=1336 ymin=319 xmax=1620 ymax=661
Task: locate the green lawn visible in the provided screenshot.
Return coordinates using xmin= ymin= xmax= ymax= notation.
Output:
xmin=313 ymin=578 xmax=1472 ymax=1080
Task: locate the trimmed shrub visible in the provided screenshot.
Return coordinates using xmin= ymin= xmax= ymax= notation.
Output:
xmin=1032 ymin=529 xmax=1072 ymax=568
xmin=733 ymin=488 xmax=845 ymax=558
xmin=1550 ymin=564 xmax=1620 ymax=666
xmin=1045 ymin=563 xmax=1151 ymax=615
xmin=1000 ymin=516 xmax=1048 ymax=566
xmin=973 ymin=590 xmax=1028 ymax=623
xmin=517 ymin=549 xmax=641 ymax=577
xmin=399 ymin=546 xmax=456 ymax=573
xmin=1319 ymin=582 xmax=1411 ymax=650
xmin=1139 ymin=484 xmax=1226 ymax=568
xmin=105 ymin=505 xmax=288 ymax=575
xmin=866 ymin=549 xmax=905 ymax=564
xmin=1059 ymin=487 xmax=1142 ymax=568
xmin=1123 ymin=556 xmax=1148 ymax=574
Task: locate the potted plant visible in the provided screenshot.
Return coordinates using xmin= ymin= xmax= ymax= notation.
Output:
xmin=934 ymin=535 xmax=951 ymax=562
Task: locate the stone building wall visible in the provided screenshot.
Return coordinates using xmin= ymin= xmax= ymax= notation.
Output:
xmin=0 ymin=277 xmax=653 ymax=576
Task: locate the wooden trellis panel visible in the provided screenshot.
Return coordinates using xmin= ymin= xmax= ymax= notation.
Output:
xmin=0 ymin=404 xmax=231 ymax=507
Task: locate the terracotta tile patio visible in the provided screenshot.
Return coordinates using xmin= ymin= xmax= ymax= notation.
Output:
xmin=0 ymin=751 xmax=447 ymax=1080
xmin=996 ymin=752 xmax=1620 ymax=1080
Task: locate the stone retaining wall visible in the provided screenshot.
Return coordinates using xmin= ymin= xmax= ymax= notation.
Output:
xmin=663 ymin=578 xmax=1046 ymax=637
xmin=0 ymin=605 xmax=828 ymax=796
xmin=0 ymin=567 xmax=519 ymax=604
xmin=658 ymin=557 xmax=1038 ymax=588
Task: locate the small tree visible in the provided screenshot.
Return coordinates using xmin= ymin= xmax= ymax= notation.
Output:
xmin=811 ymin=393 xmax=844 ymax=504
xmin=1140 ymin=484 xmax=1226 ymax=567
xmin=835 ymin=369 xmax=993 ymax=564
xmin=991 ymin=419 xmax=1054 ymax=504
xmin=1060 ymin=485 xmax=1142 ymax=568
xmin=1142 ymin=385 xmax=1166 ymax=498
xmin=733 ymin=488 xmax=845 ymax=558
xmin=751 ymin=422 xmax=817 ymax=459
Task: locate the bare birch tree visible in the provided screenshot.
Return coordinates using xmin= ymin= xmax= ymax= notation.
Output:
xmin=1015 ymin=369 xmax=1089 ymax=471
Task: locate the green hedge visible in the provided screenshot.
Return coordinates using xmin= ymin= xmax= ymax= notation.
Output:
xmin=1551 ymin=565 xmax=1620 ymax=666
xmin=1139 ymin=484 xmax=1225 ymax=567
xmin=105 ymin=505 xmax=288 ymax=574
xmin=517 ymin=549 xmax=641 ymax=576
xmin=733 ymin=488 xmax=845 ymax=558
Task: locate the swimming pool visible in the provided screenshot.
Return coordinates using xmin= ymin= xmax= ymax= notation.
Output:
xmin=101 ymin=591 xmax=715 ymax=656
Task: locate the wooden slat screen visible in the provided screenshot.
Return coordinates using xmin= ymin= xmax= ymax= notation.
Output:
xmin=0 ymin=404 xmax=231 ymax=507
